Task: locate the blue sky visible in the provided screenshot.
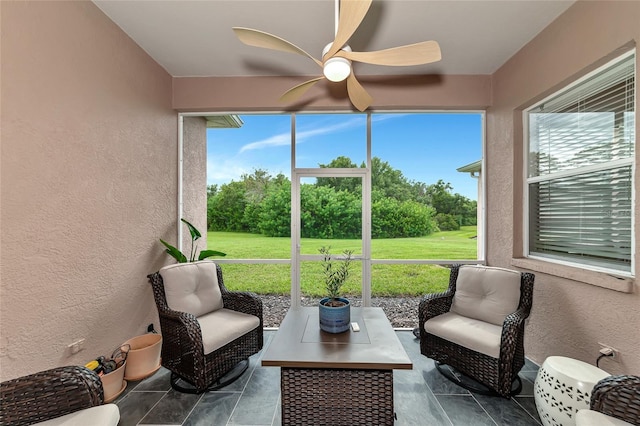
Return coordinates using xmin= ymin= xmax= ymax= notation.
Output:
xmin=207 ymin=113 xmax=482 ymax=200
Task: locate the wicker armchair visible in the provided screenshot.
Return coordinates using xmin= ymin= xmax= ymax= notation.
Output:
xmin=0 ymin=365 xmax=119 ymax=426
xmin=147 ymin=261 xmax=263 ymax=393
xmin=418 ymin=264 xmax=535 ymax=398
xmin=576 ymin=375 xmax=640 ymax=426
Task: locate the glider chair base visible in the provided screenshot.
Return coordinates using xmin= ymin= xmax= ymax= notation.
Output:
xmin=435 ymin=361 xmax=523 ymax=397
xmin=170 ymin=359 xmax=250 ymax=394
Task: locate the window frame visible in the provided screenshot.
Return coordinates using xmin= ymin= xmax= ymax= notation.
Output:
xmin=522 ymin=49 xmax=636 ymax=279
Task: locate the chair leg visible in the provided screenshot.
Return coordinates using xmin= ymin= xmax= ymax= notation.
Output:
xmin=412 ymin=327 xmax=421 ymax=339
xmin=170 ymin=359 xmax=250 ymax=394
xmin=434 ymin=361 xmax=522 ymax=398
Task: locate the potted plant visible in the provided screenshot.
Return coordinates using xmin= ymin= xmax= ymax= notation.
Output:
xmin=160 ymin=218 xmax=226 ymax=262
xmin=318 ymin=246 xmax=354 ymax=334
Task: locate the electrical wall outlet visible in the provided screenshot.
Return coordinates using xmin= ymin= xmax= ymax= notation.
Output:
xmin=68 ymin=338 xmax=85 ymax=355
xmin=598 ymin=342 xmax=620 ymax=360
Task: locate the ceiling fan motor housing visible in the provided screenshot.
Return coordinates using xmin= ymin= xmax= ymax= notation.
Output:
xmin=322 ymin=43 xmax=352 ymax=82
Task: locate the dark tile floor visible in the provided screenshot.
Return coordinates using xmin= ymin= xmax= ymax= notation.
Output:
xmin=115 ymin=330 xmax=542 ymax=426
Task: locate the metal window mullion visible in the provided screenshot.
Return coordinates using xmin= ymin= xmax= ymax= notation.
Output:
xmin=290 ymin=114 xmax=300 ymax=309
xmin=362 ymin=113 xmax=372 ymax=306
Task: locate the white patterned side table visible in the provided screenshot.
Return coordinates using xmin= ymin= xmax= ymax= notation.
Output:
xmin=534 ymin=356 xmax=610 ymax=426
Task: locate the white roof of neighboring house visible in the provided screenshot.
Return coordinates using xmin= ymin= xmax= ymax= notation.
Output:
xmin=457 ymin=160 xmax=482 ymax=174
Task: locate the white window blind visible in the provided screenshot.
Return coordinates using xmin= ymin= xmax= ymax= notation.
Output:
xmin=526 ymin=52 xmax=635 ymax=273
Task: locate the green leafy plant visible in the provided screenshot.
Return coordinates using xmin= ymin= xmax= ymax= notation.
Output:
xmin=319 ymin=246 xmax=354 ymax=301
xmin=160 ymin=219 xmax=226 ymax=263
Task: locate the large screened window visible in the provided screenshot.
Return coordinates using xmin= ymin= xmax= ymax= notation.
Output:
xmin=525 ymin=51 xmax=635 ymax=274
xmin=202 ymin=111 xmax=483 ymax=316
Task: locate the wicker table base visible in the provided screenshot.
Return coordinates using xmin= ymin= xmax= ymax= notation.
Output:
xmin=263 ymin=308 xmax=411 ymax=426
xmin=281 ymin=367 xmax=394 ymax=426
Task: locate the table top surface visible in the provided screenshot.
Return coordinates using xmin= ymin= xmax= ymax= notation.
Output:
xmin=261 ymin=307 xmax=413 ymax=370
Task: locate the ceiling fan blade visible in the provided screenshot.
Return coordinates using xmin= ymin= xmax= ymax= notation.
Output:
xmin=346 ymin=73 xmax=373 ymax=112
xmin=233 ymin=27 xmax=323 ymax=67
xmin=324 ymin=0 xmax=373 ymax=60
xmin=280 ymin=77 xmax=324 ymax=103
xmin=336 ymin=41 xmax=442 ymax=66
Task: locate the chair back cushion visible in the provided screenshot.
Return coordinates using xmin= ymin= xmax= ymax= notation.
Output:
xmin=450 ymin=265 xmax=521 ymax=326
xmin=159 ymin=261 xmax=223 ymax=317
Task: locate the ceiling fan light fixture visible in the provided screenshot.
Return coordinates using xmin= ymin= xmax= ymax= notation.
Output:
xmin=322 ymin=43 xmax=352 ymax=82
xmin=323 ymin=57 xmax=351 ymax=82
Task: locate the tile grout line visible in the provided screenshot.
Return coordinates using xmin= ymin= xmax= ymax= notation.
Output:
xmin=225 ymin=361 xmax=259 ymax=425
xmin=470 ymin=393 xmax=500 ymax=426
xmin=430 ymin=391 xmax=455 ymax=426
xmin=270 ymin=394 xmax=281 ymax=426
xmin=418 ymin=364 xmax=455 ymax=426
xmin=179 ymin=392 xmax=206 ymax=426
xmin=512 ymin=396 xmax=543 ymax=425
xmin=136 ymin=390 xmax=170 ymax=426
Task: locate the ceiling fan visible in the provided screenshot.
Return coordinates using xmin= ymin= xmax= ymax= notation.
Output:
xmin=232 ymin=0 xmax=442 ymax=111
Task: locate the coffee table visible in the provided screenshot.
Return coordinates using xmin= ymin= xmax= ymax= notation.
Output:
xmin=262 ymin=307 xmax=412 ymax=425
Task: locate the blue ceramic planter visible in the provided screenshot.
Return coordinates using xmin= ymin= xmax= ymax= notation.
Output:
xmin=319 ymin=297 xmax=351 ymax=333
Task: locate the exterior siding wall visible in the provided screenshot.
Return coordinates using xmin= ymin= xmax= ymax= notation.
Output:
xmin=182 ymin=117 xmax=208 ymax=252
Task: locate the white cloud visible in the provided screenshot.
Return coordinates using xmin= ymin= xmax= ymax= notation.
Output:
xmin=371 ymin=113 xmax=409 ymax=123
xmin=238 ymin=133 xmax=291 ymax=153
xmin=207 ymin=152 xmax=292 ymax=186
xmin=239 ymin=116 xmax=365 ymax=153
xmin=206 ymin=158 xmax=247 ymax=185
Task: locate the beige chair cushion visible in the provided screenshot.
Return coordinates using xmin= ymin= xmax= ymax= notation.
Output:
xmin=35 ymin=404 xmax=120 ymax=426
xmin=198 ymin=308 xmax=261 ymax=355
xmin=576 ymin=409 xmax=634 ymax=426
xmin=424 ymin=311 xmax=503 ymax=358
xmin=450 ymin=265 xmax=521 ymax=326
xmin=160 ymin=261 xmax=223 ymax=317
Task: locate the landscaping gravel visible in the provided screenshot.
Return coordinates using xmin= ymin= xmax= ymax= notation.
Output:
xmin=259 ymin=294 xmax=422 ymax=329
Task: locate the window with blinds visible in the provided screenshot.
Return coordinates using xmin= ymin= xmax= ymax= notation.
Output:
xmin=525 ymin=51 xmax=635 ymax=274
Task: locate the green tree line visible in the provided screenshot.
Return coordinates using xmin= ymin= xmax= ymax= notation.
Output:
xmin=207 ymin=156 xmax=477 ymax=239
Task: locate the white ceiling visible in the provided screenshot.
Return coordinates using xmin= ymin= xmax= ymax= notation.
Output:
xmin=93 ymin=0 xmax=575 ymax=78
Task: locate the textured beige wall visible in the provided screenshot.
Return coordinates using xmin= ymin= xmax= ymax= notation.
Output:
xmin=173 ymin=74 xmax=492 ymax=111
xmin=0 ymin=1 xmax=177 ymax=380
xmin=487 ymin=1 xmax=640 ymax=373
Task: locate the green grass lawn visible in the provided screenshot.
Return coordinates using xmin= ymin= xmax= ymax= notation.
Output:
xmin=207 ymin=227 xmax=477 ymax=297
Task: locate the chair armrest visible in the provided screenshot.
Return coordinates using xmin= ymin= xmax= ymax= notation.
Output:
xmin=418 ymin=290 xmax=455 ymax=324
xmin=590 ymin=375 xmax=640 ymax=425
xmin=157 ymin=308 xmax=205 ymax=353
xmin=0 ymin=366 xmax=103 ymax=426
xmin=497 ymin=307 xmax=530 ymax=372
xmin=501 ymin=308 xmax=529 ymax=340
xmin=223 ymin=291 xmax=263 ymax=321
